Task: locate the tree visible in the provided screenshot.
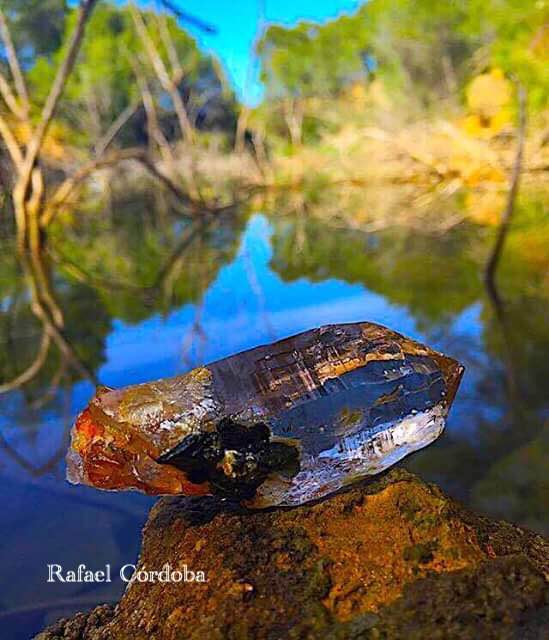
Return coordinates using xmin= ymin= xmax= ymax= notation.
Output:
xmin=0 ymin=0 xmax=99 ymax=252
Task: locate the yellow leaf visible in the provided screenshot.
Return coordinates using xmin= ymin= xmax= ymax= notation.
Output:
xmin=465 ymin=190 xmax=506 ymax=225
xmin=13 ymin=121 xmax=71 ymax=162
xmin=466 ymin=69 xmax=512 ymax=118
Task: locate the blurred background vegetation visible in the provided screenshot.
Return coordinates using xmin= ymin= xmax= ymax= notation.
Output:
xmin=0 ymin=0 xmax=546 ymax=231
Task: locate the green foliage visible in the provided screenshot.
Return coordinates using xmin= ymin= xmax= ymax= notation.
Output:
xmin=258 ymin=17 xmax=370 ymax=99
xmin=258 ymin=0 xmax=548 ymax=112
xmin=0 ymin=0 xmax=67 ymax=58
xmin=478 ymin=0 xmax=549 ymax=112
xmin=269 ymin=188 xmax=548 ymax=326
xmin=22 ymin=2 xmax=235 ymax=148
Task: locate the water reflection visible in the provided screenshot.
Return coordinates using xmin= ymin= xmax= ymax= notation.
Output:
xmin=0 ymin=186 xmax=547 ymax=638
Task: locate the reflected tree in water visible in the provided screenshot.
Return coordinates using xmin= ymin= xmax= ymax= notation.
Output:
xmin=0 ymin=196 xmax=246 ymax=480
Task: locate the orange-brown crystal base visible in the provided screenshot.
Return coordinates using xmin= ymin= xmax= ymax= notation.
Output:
xmin=71 ymin=409 xmax=210 ymax=496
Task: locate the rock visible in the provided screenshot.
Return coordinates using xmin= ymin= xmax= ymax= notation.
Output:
xmin=34 ymin=605 xmax=115 ymax=640
xmin=35 ymin=469 xmax=548 ymax=639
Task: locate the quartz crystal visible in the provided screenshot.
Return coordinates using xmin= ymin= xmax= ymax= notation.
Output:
xmin=67 ymin=322 xmax=463 ymax=507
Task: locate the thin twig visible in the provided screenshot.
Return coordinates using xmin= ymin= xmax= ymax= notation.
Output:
xmin=94 ymin=98 xmax=141 ymax=157
xmin=158 ymin=0 xmax=217 ymax=34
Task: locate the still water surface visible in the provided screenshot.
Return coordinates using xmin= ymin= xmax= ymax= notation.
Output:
xmin=0 ymin=189 xmax=547 ymax=638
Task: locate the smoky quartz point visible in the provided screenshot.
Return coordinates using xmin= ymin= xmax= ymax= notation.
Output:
xmin=67 ymin=322 xmax=463 ymax=507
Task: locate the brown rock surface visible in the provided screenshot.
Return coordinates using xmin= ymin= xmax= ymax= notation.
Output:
xmin=35 ymin=469 xmax=548 ymax=640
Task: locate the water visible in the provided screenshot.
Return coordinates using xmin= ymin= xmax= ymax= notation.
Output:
xmin=0 ymin=187 xmax=547 ymax=638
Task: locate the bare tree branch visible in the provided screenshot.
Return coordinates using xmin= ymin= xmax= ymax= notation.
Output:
xmin=136 ymin=151 xmax=194 ymax=203
xmin=158 ymin=0 xmax=217 ymax=34
xmin=153 ymin=215 xmax=213 ymax=287
xmin=10 ymin=0 xmax=99 ymax=251
xmin=94 ymin=97 xmax=141 ymax=157
xmin=158 ymin=12 xmax=183 ymax=79
xmin=21 ymin=247 xmax=98 ymax=383
xmin=0 ymin=8 xmax=29 ymax=115
xmin=19 ymin=0 xmax=99 ymax=189
xmin=0 ymin=109 xmax=23 ymax=166
xmin=129 ymin=53 xmax=175 ymax=164
xmin=0 ymin=412 xmax=71 ymax=475
xmin=130 ymin=4 xmax=203 ymax=201
xmin=29 ymin=357 xmax=68 ymax=410
xmin=0 ymin=70 xmax=25 ymax=118
xmin=130 ymin=3 xmax=195 ymax=144
xmin=42 ymin=148 xmax=148 ymax=225
xmin=49 ymin=321 xmax=97 ymax=384
xmin=41 ymin=148 xmax=194 ymax=227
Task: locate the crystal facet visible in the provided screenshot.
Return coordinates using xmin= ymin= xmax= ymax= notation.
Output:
xmin=67 ymin=322 xmax=463 ymax=507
